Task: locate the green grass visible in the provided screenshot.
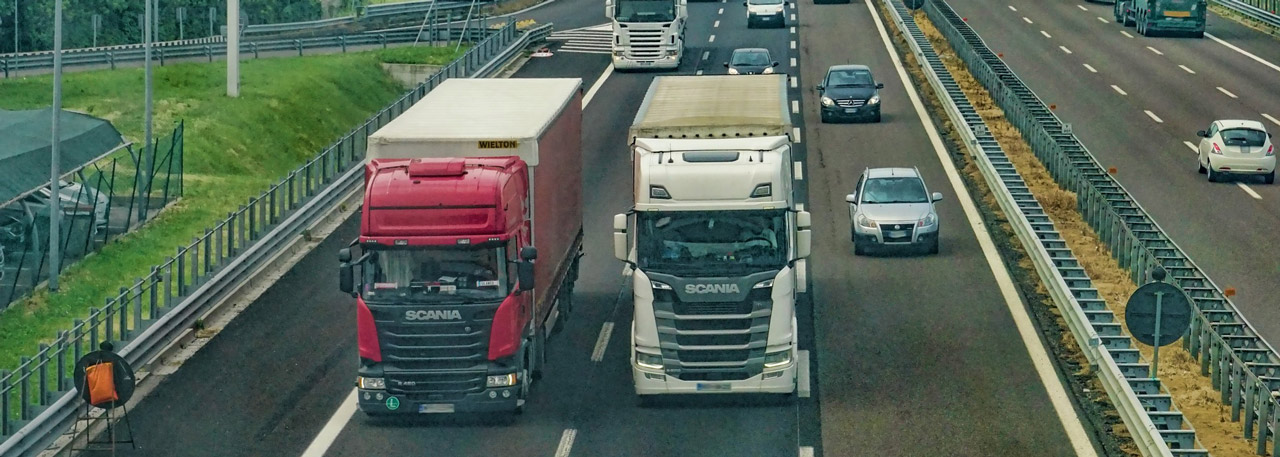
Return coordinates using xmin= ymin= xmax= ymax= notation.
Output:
xmin=374 ymin=46 xmax=470 ymax=65
xmin=0 ymin=46 xmax=464 ymax=373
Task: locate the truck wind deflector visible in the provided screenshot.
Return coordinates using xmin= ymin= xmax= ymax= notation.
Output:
xmin=682 ymin=151 xmax=740 ymax=162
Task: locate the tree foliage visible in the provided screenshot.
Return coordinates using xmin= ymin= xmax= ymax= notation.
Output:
xmin=1 ymin=0 xmax=324 ymax=53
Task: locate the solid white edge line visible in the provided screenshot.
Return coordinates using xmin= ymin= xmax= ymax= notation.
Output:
xmin=1083 ymin=63 xmax=1097 ymax=73
xmin=865 ymin=2 xmax=1099 ymax=455
xmin=1216 ymin=86 xmax=1238 ymax=98
xmin=797 ymin=349 xmax=811 ymax=398
xmin=794 ymin=160 xmax=804 ymax=180
xmin=1179 ymin=64 xmax=1196 ymax=74
xmin=1262 ymin=113 xmax=1280 ymax=127
xmin=1059 ymin=45 xmax=1072 ymax=54
xmin=1041 ymin=30 xmax=1051 ymax=38
xmin=555 ymin=429 xmax=578 ymax=457
xmin=1146 ymin=46 xmax=1162 ymax=55
xmin=1183 ymin=141 xmax=1198 ymax=152
xmin=1110 ymin=85 xmax=1127 ymax=96
xmin=1144 ymin=110 xmax=1163 ymax=123
xmin=300 ymin=389 xmax=358 ymax=457
xmin=1206 ymin=33 xmax=1280 ymax=74
xmin=591 ymin=322 xmax=615 ymax=362
xmin=1237 ymin=183 xmax=1263 ymax=200
xmin=582 ymin=65 xmax=614 ymax=108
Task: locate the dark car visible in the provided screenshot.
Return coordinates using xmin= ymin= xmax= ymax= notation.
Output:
xmin=816 ymin=64 xmax=883 ymax=123
xmin=724 ymin=48 xmax=779 ymax=75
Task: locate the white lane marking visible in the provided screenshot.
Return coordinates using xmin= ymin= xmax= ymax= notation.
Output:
xmin=1008 ymin=5 xmax=1017 ymax=12
xmin=1083 ymin=63 xmax=1097 ymax=73
xmin=696 ymin=69 xmax=704 ymax=76
xmin=718 ymin=7 xmax=724 ymax=14
xmin=865 ymin=1 xmax=1099 ymax=454
xmin=790 ymin=57 xmax=797 ymax=67
xmin=1146 ymin=46 xmax=1163 ymax=56
xmin=702 ymin=51 xmax=710 ymax=60
xmin=1206 ymin=33 xmax=1280 ymax=75
xmin=1077 ymin=4 xmax=1088 ymax=11
xmin=591 ymin=322 xmax=615 ymax=362
xmin=583 ymin=65 xmax=614 ymax=108
xmin=1097 ymin=16 xmax=1108 ymax=23
xmin=791 ymin=26 xmax=797 ymax=34
xmin=791 ymin=100 xmax=800 ymax=114
xmin=796 ymin=203 xmax=805 ymax=211
xmin=791 ymin=40 xmax=797 ymax=49
xmin=1217 ymin=86 xmax=1238 ymax=98
xmin=1059 ymin=45 xmax=1073 ymax=54
xmin=1262 ymin=113 xmax=1280 ymax=127
xmin=798 ymin=349 xmax=811 ymax=398
xmin=1122 ymin=31 xmax=1134 ymax=38
xmin=792 ymin=127 xmax=801 ymax=143
xmin=709 ymin=34 xmax=716 ymax=43
xmin=1022 ymin=16 xmax=1033 ymax=24
xmin=1183 ymin=141 xmax=1198 ymax=152
xmin=1179 ymin=64 xmax=1196 ymax=74
xmin=790 ymin=13 xmax=796 ymax=20
xmin=794 ymin=161 xmax=804 ymax=180
xmin=799 ymin=446 xmax=815 ymax=457
xmin=555 ymin=429 xmax=578 ymax=457
xmin=1237 ymin=183 xmax=1263 ymax=200
xmin=1040 ymin=30 xmax=1051 ymax=38
xmin=1145 ymin=110 xmax=1163 ymax=123
xmin=1110 ymin=85 xmax=1127 ymax=95
xmin=714 ymin=20 xmax=720 ymax=27
xmin=300 ymin=389 xmax=358 ymax=457
xmin=790 ymin=76 xmax=798 ymax=88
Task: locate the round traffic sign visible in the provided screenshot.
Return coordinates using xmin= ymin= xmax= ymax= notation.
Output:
xmin=1124 ymin=282 xmax=1193 ymax=347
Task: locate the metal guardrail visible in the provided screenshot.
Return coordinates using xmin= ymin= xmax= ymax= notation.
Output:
xmin=912 ymin=0 xmax=1280 ymax=455
xmin=1216 ymin=0 xmax=1280 ymax=30
xmin=881 ymin=1 xmax=1209 ymax=455
xmin=362 ymin=0 xmax=492 ymax=18
xmin=242 ymin=15 xmax=359 ymax=35
xmin=0 ymin=26 xmax=497 ymax=78
xmin=0 ymin=20 xmax=548 ymax=457
xmin=0 ymin=37 xmax=224 ymax=60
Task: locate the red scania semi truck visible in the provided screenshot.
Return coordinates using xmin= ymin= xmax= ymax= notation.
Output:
xmin=338 ymin=78 xmax=584 ymax=415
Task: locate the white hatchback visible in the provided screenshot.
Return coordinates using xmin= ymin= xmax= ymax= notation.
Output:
xmin=1196 ymin=120 xmax=1275 ymax=184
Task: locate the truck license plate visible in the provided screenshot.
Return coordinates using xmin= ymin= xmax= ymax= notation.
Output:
xmin=419 ymin=404 xmax=455 ymax=414
xmin=638 ymin=61 xmax=653 ymax=66
xmin=696 ymin=382 xmax=731 ymax=392
xmin=845 ymin=108 xmax=858 ymax=114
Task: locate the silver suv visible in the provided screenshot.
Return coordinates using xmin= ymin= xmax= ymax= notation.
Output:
xmin=845 ymin=167 xmax=943 ymax=255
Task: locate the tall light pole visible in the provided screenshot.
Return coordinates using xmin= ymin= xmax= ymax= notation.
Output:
xmin=227 ymin=0 xmax=240 ymax=97
xmin=12 ymin=0 xmax=17 ymax=54
xmin=140 ymin=0 xmax=154 ymax=221
xmin=49 ymin=0 xmax=63 ymax=290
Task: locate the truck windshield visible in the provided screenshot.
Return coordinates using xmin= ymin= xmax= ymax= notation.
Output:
xmin=637 ymin=210 xmax=789 ymax=275
xmin=615 ymin=0 xmax=677 ymax=23
xmin=362 ymin=245 xmax=509 ymax=302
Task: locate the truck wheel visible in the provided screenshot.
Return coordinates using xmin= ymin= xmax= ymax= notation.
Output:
xmin=1193 ymin=30 xmax=1204 ymax=39
xmin=514 ymin=365 xmax=531 ymax=415
xmin=531 ymin=331 xmax=547 ymax=380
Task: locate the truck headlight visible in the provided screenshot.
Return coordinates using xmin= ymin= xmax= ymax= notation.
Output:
xmin=486 ymin=373 xmax=518 ymax=387
xmin=868 ymin=95 xmax=880 ymax=105
xmin=728 ymin=67 xmax=740 ymax=75
xmin=820 ymin=96 xmax=834 ymax=107
xmin=667 ymin=50 xmax=678 ymax=57
xmin=635 ymin=350 xmax=664 ymax=369
xmin=753 ymin=279 xmax=774 ymax=289
xmin=358 ymin=376 xmax=386 ymax=390
xmin=651 ymin=281 xmax=672 ymax=290
xmin=764 ymin=350 xmax=792 ymax=368
xmin=856 ymin=213 xmax=878 ymax=229
xmin=613 ymin=50 xmax=624 ymax=57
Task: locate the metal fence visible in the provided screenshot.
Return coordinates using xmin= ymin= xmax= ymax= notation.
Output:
xmin=1217 ymin=0 xmax=1280 ymax=29
xmin=913 ymin=0 xmax=1279 ymax=454
xmin=0 ymin=123 xmax=185 ymax=311
xmin=0 ymin=20 xmax=548 ymax=457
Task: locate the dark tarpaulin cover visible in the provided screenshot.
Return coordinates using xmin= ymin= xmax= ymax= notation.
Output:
xmin=0 ymin=108 xmax=125 ymax=206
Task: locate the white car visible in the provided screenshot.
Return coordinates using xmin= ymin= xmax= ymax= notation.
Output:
xmin=1196 ymin=120 xmax=1274 ymax=184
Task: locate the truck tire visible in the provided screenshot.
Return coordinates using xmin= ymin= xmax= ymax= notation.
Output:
xmin=531 ymin=331 xmax=547 ymax=380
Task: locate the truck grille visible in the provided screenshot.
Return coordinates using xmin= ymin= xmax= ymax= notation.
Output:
xmin=624 ymin=29 xmax=667 ymax=59
xmin=366 ymin=301 xmax=498 ymax=397
xmin=653 ymin=288 xmax=772 ymax=381
xmin=835 ymin=98 xmax=866 ymax=108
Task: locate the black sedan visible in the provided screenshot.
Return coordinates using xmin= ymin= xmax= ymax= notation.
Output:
xmin=724 ymin=48 xmax=779 ymax=75
xmin=816 ymin=64 xmax=883 ymax=123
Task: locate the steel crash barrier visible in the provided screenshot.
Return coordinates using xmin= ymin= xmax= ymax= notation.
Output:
xmin=1216 ymin=0 xmax=1280 ymax=29
xmin=0 ymin=20 xmax=553 ymax=457
xmin=891 ymin=0 xmax=1279 ymax=455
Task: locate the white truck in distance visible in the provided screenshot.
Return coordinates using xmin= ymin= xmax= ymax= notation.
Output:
xmin=605 ymin=0 xmax=687 ymax=70
xmin=613 ymin=75 xmax=811 ymax=400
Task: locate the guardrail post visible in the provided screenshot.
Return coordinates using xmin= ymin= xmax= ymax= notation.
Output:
xmin=340 ymin=36 xmax=348 ymax=53
xmin=107 ymin=52 xmax=116 ymax=70
xmin=56 ymin=331 xmax=68 ymax=391
xmin=18 ymin=358 xmax=30 ymax=420
xmin=123 ymin=283 xmax=134 ymax=338
xmin=237 ymin=206 xmax=248 ymax=254
xmin=37 ymin=345 xmax=48 ymax=406
xmin=252 ymin=43 xmax=260 ymax=59
xmin=159 ymin=48 xmax=166 ymax=66
xmin=163 ymin=259 xmax=174 ymax=309
xmin=88 ymin=312 xmax=99 ymax=362
xmin=73 ymin=320 xmax=85 ymax=364
xmin=1 ymin=370 xmax=10 ymax=435
xmin=1257 ymin=401 xmax=1273 ymax=454
xmin=205 ymin=45 xmax=213 ymax=62
xmin=380 ymin=34 xmax=388 ymax=49
xmin=176 ymin=247 xmax=186 ymax=297
xmin=295 ymin=39 xmax=304 ymax=56
xmin=204 ymin=229 xmax=213 ymax=275
xmin=2 ymin=59 xmax=8 ymax=78
xmin=1244 ymin=381 xmax=1257 ymax=435
xmin=149 ymin=266 xmax=160 ymax=320
xmin=249 ymin=200 xmax=257 ymax=239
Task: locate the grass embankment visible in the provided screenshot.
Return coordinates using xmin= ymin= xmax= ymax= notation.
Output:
xmin=883 ymin=5 xmax=1261 ymax=457
xmin=0 ymin=45 xmax=463 ymax=372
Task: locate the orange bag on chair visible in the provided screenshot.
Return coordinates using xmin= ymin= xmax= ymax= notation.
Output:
xmin=85 ymin=362 xmax=119 ymax=406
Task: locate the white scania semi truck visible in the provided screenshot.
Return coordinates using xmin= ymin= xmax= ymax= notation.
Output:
xmin=613 ymin=74 xmax=811 ymax=400
xmin=605 ymin=0 xmax=687 ymax=70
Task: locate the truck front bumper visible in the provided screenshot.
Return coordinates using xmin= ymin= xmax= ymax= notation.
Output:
xmin=356 ymin=386 xmax=523 ymax=415
xmin=633 ymin=363 xmax=796 ymax=395
xmin=612 ymin=54 xmax=680 ymax=70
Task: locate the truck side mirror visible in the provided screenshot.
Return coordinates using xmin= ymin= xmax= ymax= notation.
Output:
xmin=521 ymin=246 xmax=538 ymax=261
xmin=518 ymin=260 xmax=535 ymax=292
xmin=339 ymin=263 xmax=355 ymax=296
xmin=604 ymin=0 xmax=614 ymax=18
xmin=795 ymin=211 xmax=811 ymax=259
xmin=338 ymin=248 xmax=352 ymax=263
xmin=613 ymin=213 xmax=629 ymax=262
xmin=931 ymin=192 xmax=944 ymax=202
